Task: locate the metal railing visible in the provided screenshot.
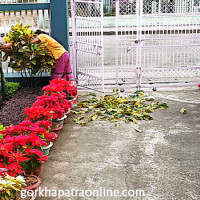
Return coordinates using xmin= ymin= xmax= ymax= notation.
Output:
xmin=0 ymin=1 xmax=51 ymax=73
xmin=0 ymin=0 xmax=50 ymax=3
xmin=103 ymin=0 xmax=200 ymax=16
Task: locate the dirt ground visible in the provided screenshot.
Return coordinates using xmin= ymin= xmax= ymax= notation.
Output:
xmin=37 ymin=87 xmax=200 ymax=200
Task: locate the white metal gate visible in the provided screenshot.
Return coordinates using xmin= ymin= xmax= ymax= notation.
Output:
xmin=116 ymin=0 xmax=200 ymax=89
xmin=72 ymin=0 xmax=200 ymax=91
xmin=71 ymin=0 xmax=104 ymax=91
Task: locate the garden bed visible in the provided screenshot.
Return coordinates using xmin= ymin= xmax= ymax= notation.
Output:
xmin=0 ymin=87 xmax=42 ymax=126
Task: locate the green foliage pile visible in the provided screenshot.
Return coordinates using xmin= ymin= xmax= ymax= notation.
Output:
xmin=72 ymin=89 xmax=168 ymax=126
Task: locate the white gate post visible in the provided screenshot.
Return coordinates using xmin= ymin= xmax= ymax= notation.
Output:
xmin=71 ymin=0 xmax=78 ymax=82
xmin=158 ymin=0 xmax=161 ymax=14
xmin=135 ymin=0 xmax=142 ymax=90
xmin=115 ymin=0 xmax=119 ymax=85
xmin=101 ymin=0 xmax=104 ymax=92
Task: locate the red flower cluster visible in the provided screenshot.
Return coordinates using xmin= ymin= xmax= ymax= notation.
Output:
xmin=33 ymin=93 xmax=72 ymax=113
xmin=0 ymin=135 xmax=47 ymax=176
xmin=2 ymin=120 xmax=56 ymax=142
xmin=24 ymin=106 xmax=53 ymax=122
xmin=44 ymin=78 xmax=78 ymax=98
xmin=0 ymin=78 xmax=78 ymax=178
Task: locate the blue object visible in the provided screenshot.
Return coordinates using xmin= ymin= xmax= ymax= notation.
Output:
xmin=50 ymin=0 xmax=69 ymax=51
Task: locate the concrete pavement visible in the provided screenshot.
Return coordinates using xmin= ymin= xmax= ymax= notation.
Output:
xmin=37 ymin=87 xmax=200 ymax=200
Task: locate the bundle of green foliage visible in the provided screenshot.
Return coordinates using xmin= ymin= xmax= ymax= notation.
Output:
xmin=3 ymin=23 xmax=55 ymax=87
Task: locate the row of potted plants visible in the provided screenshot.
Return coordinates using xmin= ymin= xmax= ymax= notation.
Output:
xmin=0 ymin=78 xmax=78 ymax=200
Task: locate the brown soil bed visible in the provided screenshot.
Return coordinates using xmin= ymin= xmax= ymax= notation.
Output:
xmin=0 ymin=87 xmax=43 ymax=126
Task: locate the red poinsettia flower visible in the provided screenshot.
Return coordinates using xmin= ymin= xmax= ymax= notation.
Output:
xmin=27 ymin=133 xmax=47 ymax=147
xmin=43 ymin=84 xmax=66 ymax=95
xmin=24 ymin=106 xmax=53 ymax=122
xmin=6 ymin=162 xmax=24 ymax=176
xmin=35 ymin=120 xmax=52 ymax=130
xmin=24 ymin=148 xmax=44 ymax=157
xmin=48 ymin=78 xmax=78 ymax=98
xmin=8 ymin=151 xmax=30 ymax=163
xmin=36 ymin=155 xmax=48 ymax=163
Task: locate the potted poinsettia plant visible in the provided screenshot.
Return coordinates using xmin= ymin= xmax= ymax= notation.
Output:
xmin=48 ymin=78 xmax=78 ymax=101
xmin=24 ymin=105 xmax=65 ymax=122
xmin=18 ymin=120 xmax=56 ymax=142
xmin=0 ymin=134 xmax=48 ymax=176
xmin=0 ymin=120 xmax=56 ymax=143
xmin=2 ymin=23 xmax=55 ymax=87
xmin=23 ymin=106 xmax=54 ymax=122
xmin=21 ymin=147 xmax=48 ymax=176
xmin=0 ymin=135 xmax=29 ymax=177
xmin=33 ymin=93 xmax=71 ymax=121
xmin=18 ymin=121 xmax=56 ymax=155
xmin=24 ymin=105 xmax=65 ymax=135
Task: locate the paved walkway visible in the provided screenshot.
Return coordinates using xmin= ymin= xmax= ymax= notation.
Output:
xmin=38 ymin=88 xmax=200 ymax=200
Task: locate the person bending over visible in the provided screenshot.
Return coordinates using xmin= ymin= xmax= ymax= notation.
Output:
xmin=31 ymin=30 xmax=74 ymax=81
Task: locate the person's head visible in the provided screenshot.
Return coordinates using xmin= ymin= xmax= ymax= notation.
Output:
xmin=33 ymin=30 xmax=49 ymax=38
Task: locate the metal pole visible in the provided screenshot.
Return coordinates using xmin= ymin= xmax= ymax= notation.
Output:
xmin=135 ymin=0 xmax=140 ymax=89
xmin=101 ymin=0 xmax=104 ymax=92
xmin=115 ymin=0 xmax=119 ymax=85
xmin=158 ymin=0 xmax=161 ymax=14
xmin=71 ymin=0 xmax=78 ymax=81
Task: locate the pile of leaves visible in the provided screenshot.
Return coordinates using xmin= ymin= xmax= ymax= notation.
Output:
xmin=72 ymin=89 xmax=168 ymax=127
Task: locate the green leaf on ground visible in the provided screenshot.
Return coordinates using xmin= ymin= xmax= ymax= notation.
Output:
xmin=73 ymin=116 xmax=85 ymax=122
xmin=158 ymin=103 xmax=168 ymax=110
xmin=71 ymin=110 xmax=88 ymax=114
xmin=180 ymin=107 xmax=187 ymax=114
xmin=78 ymin=103 xmax=88 ymax=108
xmin=77 ymin=122 xmax=88 ymax=126
xmin=88 ymin=114 xmax=98 ymax=122
xmin=99 ymin=116 xmax=110 ymax=121
xmin=115 ymin=122 xmax=121 ymax=127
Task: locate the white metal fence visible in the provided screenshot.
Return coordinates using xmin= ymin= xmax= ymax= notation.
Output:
xmin=71 ymin=0 xmax=200 ymax=91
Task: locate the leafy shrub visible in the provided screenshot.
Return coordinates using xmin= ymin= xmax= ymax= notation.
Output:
xmin=3 ymin=82 xmax=21 ymax=100
xmin=3 ymin=23 xmax=55 ymax=87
